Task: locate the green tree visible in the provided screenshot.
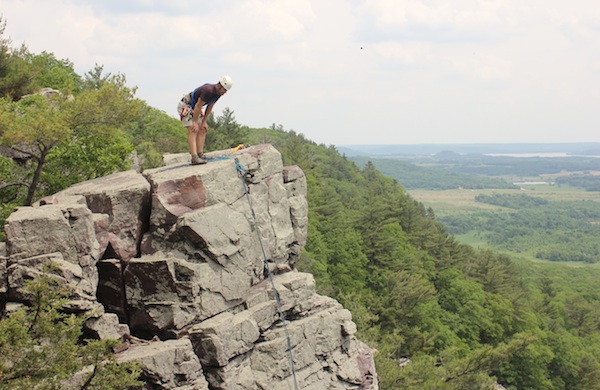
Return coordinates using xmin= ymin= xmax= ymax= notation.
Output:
xmin=388 ymin=334 xmax=537 ymax=390
xmin=436 ymin=268 xmax=514 ymax=346
xmin=325 ymin=227 xmax=368 ymax=294
xmin=578 ymin=354 xmax=600 ymax=390
xmin=495 ymin=331 xmax=555 ymax=389
xmin=280 ymin=130 xmax=314 ymax=170
xmin=0 ymin=20 xmax=81 ymax=101
xmin=0 ymin=93 xmax=70 ymax=205
xmin=29 ymin=51 xmax=82 ymax=95
xmin=0 ymin=18 xmax=38 ymax=100
xmin=0 ymin=77 xmax=139 ymax=205
xmin=205 ymin=107 xmax=249 ymax=151
xmin=127 ymin=102 xmax=187 ymax=169
xmin=563 ymin=295 xmax=600 ymax=337
xmin=81 ymin=64 xmax=116 ymax=91
xmin=0 ymin=273 xmax=142 ymax=389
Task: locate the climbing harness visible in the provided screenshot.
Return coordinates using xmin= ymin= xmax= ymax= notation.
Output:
xmin=234 ymin=158 xmax=299 ymax=390
xmin=178 ymin=93 xmax=193 ymax=120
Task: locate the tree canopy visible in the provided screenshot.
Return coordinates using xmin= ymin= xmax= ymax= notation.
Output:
xmin=246 ymin=126 xmax=600 ymax=390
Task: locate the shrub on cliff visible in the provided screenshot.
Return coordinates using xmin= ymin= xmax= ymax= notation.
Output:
xmin=0 ymin=273 xmax=142 ymax=389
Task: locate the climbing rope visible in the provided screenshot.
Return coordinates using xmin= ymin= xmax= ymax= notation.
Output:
xmin=234 ymin=158 xmax=299 ymax=390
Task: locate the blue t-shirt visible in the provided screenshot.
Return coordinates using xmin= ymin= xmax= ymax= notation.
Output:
xmin=190 ymin=83 xmax=221 ymax=108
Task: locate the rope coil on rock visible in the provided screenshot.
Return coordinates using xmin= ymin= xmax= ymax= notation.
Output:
xmin=234 ymin=158 xmax=299 ymax=390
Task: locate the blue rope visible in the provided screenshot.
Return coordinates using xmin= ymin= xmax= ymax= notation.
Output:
xmin=203 ymin=156 xmax=231 ymax=162
xmin=234 ymin=159 xmax=299 ymax=390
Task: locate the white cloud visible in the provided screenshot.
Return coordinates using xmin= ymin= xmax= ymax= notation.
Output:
xmin=2 ymin=0 xmax=600 ymax=145
xmin=357 ymin=0 xmax=510 ymax=40
xmin=239 ymin=0 xmax=314 ymax=41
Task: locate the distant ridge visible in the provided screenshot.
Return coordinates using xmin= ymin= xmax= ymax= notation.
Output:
xmin=338 ymin=142 xmax=600 ymax=157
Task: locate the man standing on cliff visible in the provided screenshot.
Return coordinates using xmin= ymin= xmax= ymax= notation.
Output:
xmin=178 ymin=75 xmax=233 ymax=165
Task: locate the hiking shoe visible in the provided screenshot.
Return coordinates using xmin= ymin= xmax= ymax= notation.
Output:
xmin=191 ymin=155 xmax=207 ymax=165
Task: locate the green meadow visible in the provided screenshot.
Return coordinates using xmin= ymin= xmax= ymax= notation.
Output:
xmin=410 ymin=182 xmax=600 ymax=216
xmin=410 ymin=182 xmax=600 ymax=264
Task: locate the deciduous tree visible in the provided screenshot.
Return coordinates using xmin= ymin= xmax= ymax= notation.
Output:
xmin=0 ymin=78 xmax=139 ymax=205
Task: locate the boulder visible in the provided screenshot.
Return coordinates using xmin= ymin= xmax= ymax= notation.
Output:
xmin=189 ymin=310 xmax=261 ymax=367
xmin=124 ymin=255 xmax=253 ymax=337
xmin=175 ymin=203 xmax=262 ymax=278
xmin=144 ymin=145 xmax=303 ymax=271
xmin=283 ymin=165 xmax=309 ymax=249
xmin=144 ymin=158 xmax=244 ymax=231
xmin=55 ymin=170 xmax=151 ymax=262
xmin=118 ymin=338 xmax=209 ymax=390
xmin=189 ymin=272 xmax=378 ymax=389
xmin=0 ymin=144 xmax=378 ymax=389
xmin=84 ymin=312 xmax=130 ymax=342
xmin=6 ymin=252 xmax=98 ymax=305
xmin=5 ymin=203 xmax=99 ymax=268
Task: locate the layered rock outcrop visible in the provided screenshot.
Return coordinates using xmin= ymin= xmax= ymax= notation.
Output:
xmin=0 ymin=145 xmax=378 ymax=389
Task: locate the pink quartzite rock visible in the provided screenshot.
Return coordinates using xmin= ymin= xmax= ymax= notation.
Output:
xmin=6 ymin=252 xmax=98 ymax=306
xmin=96 ymin=259 xmax=127 ymax=322
xmin=143 ymin=157 xmax=243 ymax=231
xmin=5 ymin=204 xmax=99 ymax=266
xmin=0 ymin=144 xmax=378 ymax=390
xmin=55 ymin=170 xmax=151 ymax=262
xmin=118 ymin=338 xmax=209 ymax=390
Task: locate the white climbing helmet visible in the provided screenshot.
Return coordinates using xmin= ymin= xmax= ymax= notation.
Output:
xmin=219 ymin=75 xmax=233 ymax=91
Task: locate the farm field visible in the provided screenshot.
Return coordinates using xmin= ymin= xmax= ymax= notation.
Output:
xmin=409 ymin=183 xmax=600 ymax=265
xmin=345 ymin=145 xmax=600 ymax=265
xmin=409 ymin=183 xmax=600 ymax=217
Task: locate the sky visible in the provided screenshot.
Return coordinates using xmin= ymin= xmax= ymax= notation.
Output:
xmin=2 ymin=0 xmax=600 ymax=146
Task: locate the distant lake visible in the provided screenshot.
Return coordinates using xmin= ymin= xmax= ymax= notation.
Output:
xmin=514 ymin=181 xmax=553 ymax=185
xmin=485 ymin=153 xmax=600 ymax=158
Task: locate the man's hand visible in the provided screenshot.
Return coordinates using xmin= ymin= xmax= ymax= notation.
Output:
xmin=200 ymin=122 xmax=208 ymax=133
xmin=191 ymin=122 xmax=200 ymax=133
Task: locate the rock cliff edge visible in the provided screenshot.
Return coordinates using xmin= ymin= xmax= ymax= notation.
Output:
xmin=0 ymin=144 xmax=378 ymax=389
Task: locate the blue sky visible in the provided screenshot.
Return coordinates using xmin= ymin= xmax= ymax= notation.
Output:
xmin=3 ymin=0 xmax=600 ymax=146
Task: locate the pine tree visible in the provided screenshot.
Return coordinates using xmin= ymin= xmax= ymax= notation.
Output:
xmin=0 ymin=273 xmax=142 ymax=389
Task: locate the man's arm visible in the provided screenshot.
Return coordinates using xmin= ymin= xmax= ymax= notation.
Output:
xmin=190 ymin=99 xmax=206 ymax=131
xmin=201 ymin=103 xmax=216 ymax=130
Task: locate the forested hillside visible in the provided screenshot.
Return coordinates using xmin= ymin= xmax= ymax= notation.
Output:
xmin=348 ymin=152 xmax=600 ymax=191
xmin=259 ymin=130 xmax=600 ymax=389
xmin=350 ymin=155 xmax=517 ymax=190
xmin=556 ymin=175 xmax=600 ymax=192
xmin=439 ymin=193 xmax=600 ymax=264
xmin=4 ymin=21 xmax=600 ymax=389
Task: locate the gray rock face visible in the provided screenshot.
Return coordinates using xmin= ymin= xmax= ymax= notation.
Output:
xmin=51 ymin=170 xmax=151 ymax=262
xmin=118 ymin=338 xmax=209 ymax=390
xmin=0 ymin=145 xmax=378 ymax=389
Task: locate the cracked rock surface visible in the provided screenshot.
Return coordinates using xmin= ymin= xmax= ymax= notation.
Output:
xmin=1 ymin=145 xmax=378 ymax=389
